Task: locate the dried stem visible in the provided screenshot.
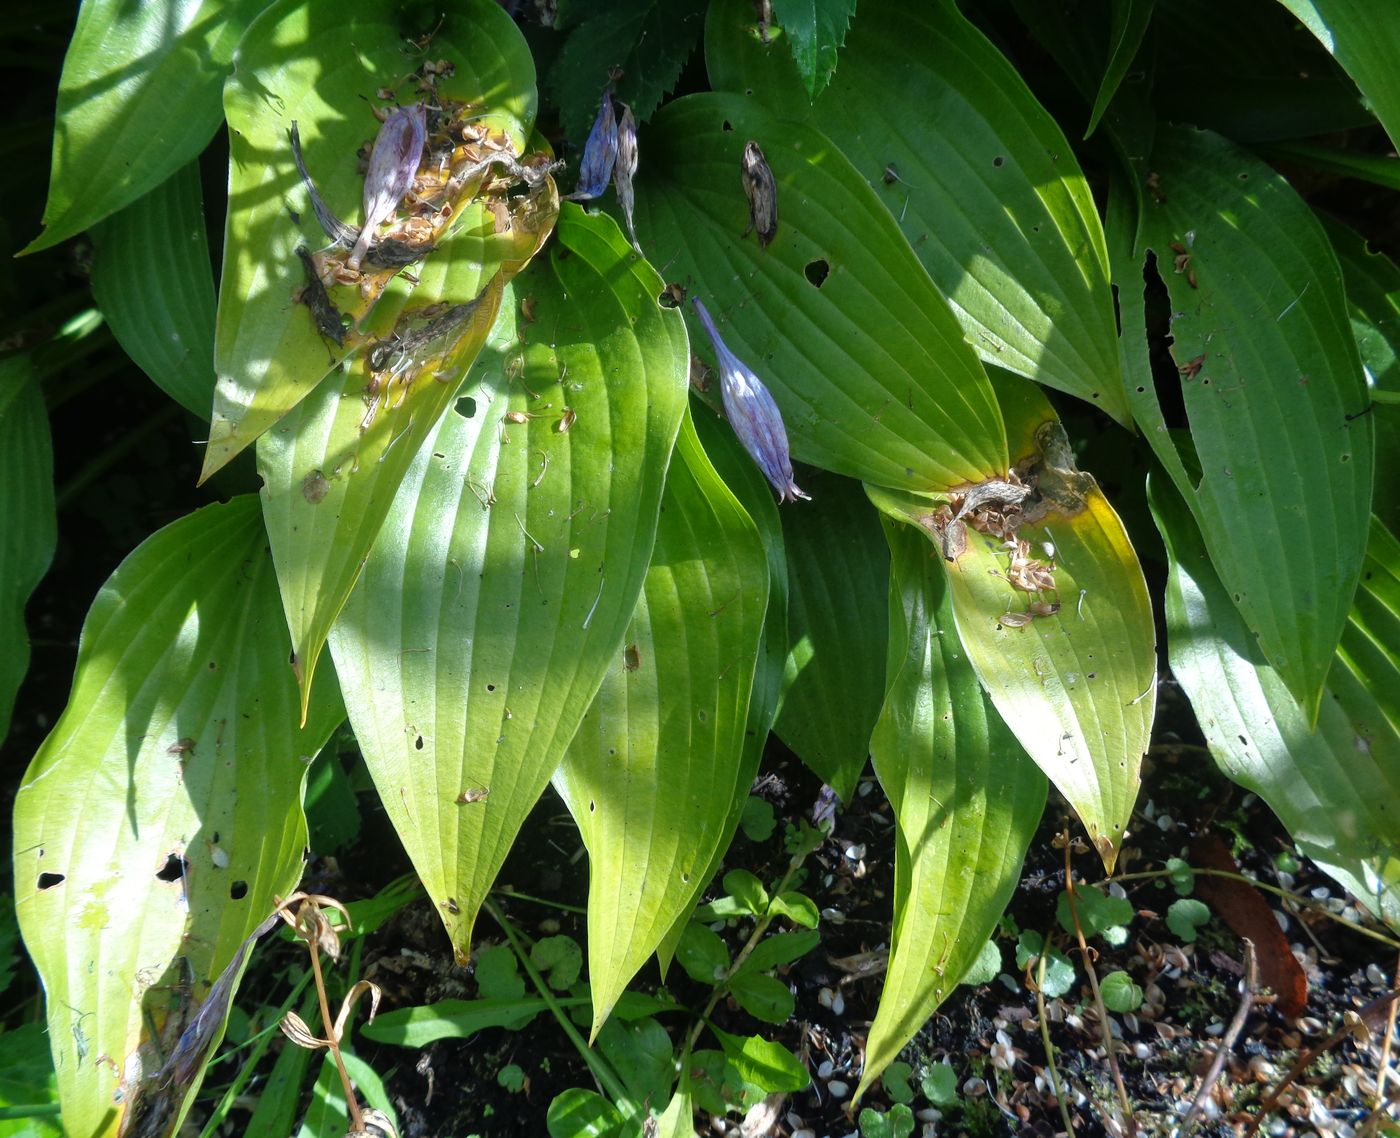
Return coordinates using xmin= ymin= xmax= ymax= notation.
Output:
xmin=298 ymin=903 xmax=365 ymax=1134
xmin=1063 ymin=842 xmax=1137 ymax=1136
xmin=1175 ymin=939 xmax=1257 ymax=1137
xmin=1035 ymin=945 xmax=1077 ymax=1137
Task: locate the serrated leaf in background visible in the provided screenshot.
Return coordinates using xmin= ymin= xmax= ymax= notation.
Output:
xmin=327 ymin=208 xmax=688 ymax=957
xmin=551 ymin=0 xmax=707 ymax=148
xmin=856 ymin=518 xmax=1045 ymax=1101
xmin=1317 ymin=213 xmax=1400 ymax=531
xmin=769 ymin=0 xmax=856 ymax=100
xmin=636 ymin=93 xmax=1007 ymax=492
xmin=868 ymin=373 xmax=1155 ymax=869
xmin=1151 ymin=478 xmax=1400 ymax=931
xmin=554 ymin=411 xmax=769 ymax=1039
xmin=24 ymin=0 xmax=263 ymax=254
xmin=773 ymin=471 xmax=888 ymax=802
xmin=90 ymin=160 xmax=217 ymax=421
xmin=706 ymin=0 xmax=1127 ymax=424
xmin=1276 ymin=0 xmax=1400 ymax=149
xmin=1117 ymin=126 xmax=1373 ymax=720
xmin=206 ymin=0 xmax=540 ymax=479
xmin=0 ymin=357 xmax=56 ymax=744
xmin=13 ymin=496 xmax=345 ymax=1138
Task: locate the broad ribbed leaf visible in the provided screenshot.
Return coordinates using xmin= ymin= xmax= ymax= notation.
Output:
xmin=635 ymin=92 xmax=1007 ymax=493
xmin=1152 ymin=480 xmax=1400 ymax=929
xmin=24 ymin=0 xmax=260 ymax=253
xmin=1278 ymin=0 xmax=1400 ymax=149
xmin=0 ymin=357 xmax=56 ymax=742
xmin=856 ymin=519 xmax=1045 ymax=1101
xmin=257 ymin=269 xmax=507 ymax=719
xmin=652 ymin=406 xmax=791 ymax=975
xmin=13 ymin=497 xmax=345 ymax=1138
xmin=1116 ymin=127 xmax=1374 ymax=719
xmin=327 ymin=208 xmax=688 ymax=955
xmin=204 ymin=0 xmax=540 ymax=479
xmin=773 ymin=471 xmax=888 ymax=801
xmin=1086 ymin=0 xmax=1153 ymax=139
xmin=554 ymin=411 xmax=769 ymax=1039
xmin=706 ymin=0 xmax=1127 ymax=424
xmin=1318 ymin=213 xmax=1400 ymax=530
xmin=90 ymin=160 xmax=217 ymax=419
xmin=868 ymin=375 xmax=1154 ymax=868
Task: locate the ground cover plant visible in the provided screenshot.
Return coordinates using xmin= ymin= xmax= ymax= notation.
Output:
xmin=3 ymin=0 xmax=1400 ymax=1134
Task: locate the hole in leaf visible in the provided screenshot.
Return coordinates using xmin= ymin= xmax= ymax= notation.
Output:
xmin=230 ymin=880 xmax=249 ymax=900
xmin=721 ymin=119 xmax=734 ymax=132
xmin=415 ymin=735 xmax=425 ymax=751
xmin=486 ymin=683 xmax=496 ymax=692
xmin=156 ymin=854 xmax=187 ymax=883
xmin=1110 ymin=282 xmax=1122 ymax=336
xmin=993 ymin=155 xmax=1005 ymax=167
xmin=37 ymin=872 xmax=64 ymax=890
xmin=804 ymin=259 xmax=830 ymax=288
xmin=455 ymin=396 xmax=477 ymax=419
xmin=588 ymin=800 xmax=596 ymax=813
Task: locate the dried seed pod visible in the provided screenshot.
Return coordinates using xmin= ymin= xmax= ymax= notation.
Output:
xmin=351 ymin=104 xmax=427 ymax=270
xmin=613 ymin=101 xmax=640 ymax=253
xmin=569 ymin=90 xmax=617 ymax=201
xmin=741 ymin=140 xmax=778 ymax=248
xmin=295 ymin=246 xmax=348 ymax=346
xmin=691 ymin=297 xmax=809 ymax=503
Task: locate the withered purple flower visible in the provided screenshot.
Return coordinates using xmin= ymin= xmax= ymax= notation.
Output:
xmin=349 ymin=104 xmax=427 ymax=270
xmin=691 ymin=298 xmax=809 ymax=504
xmin=613 ymin=101 xmax=641 ymax=253
xmin=812 ymin=784 xmax=839 ymax=833
xmin=569 ymin=90 xmax=617 ymax=201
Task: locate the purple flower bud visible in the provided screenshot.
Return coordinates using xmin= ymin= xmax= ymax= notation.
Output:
xmin=569 ymin=90 xmax=617 ymax=201
xmin=613 ymin=101 xmax=640 ymax=253
xmin=812 ymin=784 xmax=839 ymax=833
xmin=350 ymin=104 xmax=426 ymax=270
xmin=691 ymin=298 xmax=809 ymax=504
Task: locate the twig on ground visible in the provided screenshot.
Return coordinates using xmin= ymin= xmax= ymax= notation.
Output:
xmin=1175 ymin=939 xmax=1257 ymax=1137
xmin=1035 ymin=947 xmax=1077 ymax=1137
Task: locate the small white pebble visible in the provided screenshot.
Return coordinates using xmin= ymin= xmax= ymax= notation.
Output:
xmin=1108 ymin=882 xmax=1128 ymax=899
xmin=831 ymin=990 xmax=846 ymax=1016
xmin=844 ymin=843 xmax=866 ymax=860
xmin=963 ymin=1077 xmax=987 ymax=1097
xmin=1367 ymin=962 xmax=1387 ymax=986
xmin=915 ymin=1108 xmax=941 ymax=1123
xmin=1142 ymin=800 xmax=1157 ymax=822
xmin=1274 ymin=910 xmax=1290 ymax=932
xmin=1277 ymin=871 xmax=1296 ymax=890
xmin=1205 ymin=1020 xmax=1226 ymax=1036
xmin=827 ymin=1079 xmax=849 ymax=1099
xmin=820 ymin=907 xmax=846 ymax=924
xmin=817 ymin=988 xmax=835 ymax=1011
xmin=1242 ymin=792 xmax=1259 ymax=808
xmin=791 ymin=1130 xmax=815 ymax=1138
xmin=1311 ymin=886 xmax=1331 ymax=900
xmin=817 ymin=1059 xmax=834 ymax=1079
xmin=858 ymin=779 xmax=875 ymax=796
xmin=1133 ymin=1042 xmax=1151 ymax=1059
xmin=1157 ymin=814 xmax=1173 ymax=831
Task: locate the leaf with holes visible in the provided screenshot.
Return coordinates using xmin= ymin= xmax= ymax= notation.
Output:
xmin=326 ymin=207 xmax=688 ymax=957
xmin=773 ymin=471 xmax=888 ymax=801
xmin=869 ymin=375 xmax=1154 ymax=869
xmin=705 ymin=0 xmax=1126 ymax=424
xmin=854 ymin=519 xmax=1044 ymax=1103
xmin=90 ymin=160 xmax=217 ymax=420
xmin=635 ymin=93 xmax=1007 ymax=493
xmin=204 ymin=0 xmax=543 ymax=480
xmin=13 ymin=497 xmax=344 ymax=1138
xmin=0 ymin=357 xmax=56 ymax=743
xmin=554 ymin=411 xmax=768 ymax=1040
xmin=24 ymin=0 xmax=258 ymax=253
xmin=1113 ymin=127 xmax=1374 ymax=720
xmin=1152 ymin=477 xmax=1400 ymax=930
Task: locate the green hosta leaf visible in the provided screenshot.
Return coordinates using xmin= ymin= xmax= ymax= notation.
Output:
xmin=1151 ymin=478 xmax=1400 ymax=929
xmin=548 ymin=1088 xmax=628 ymax=1138
xmin=553 ymin=412 xmax=768 ymax=1038
xmin=257 ymin=271 xmax=507 ymax=718
xmin=653 ymin=1084 xmax=695 ymax=1138
xmin=706 ymin=0 xmax=1127 ymax=424
xmin=770 ymin=0 xmax=856 ymax=100
xmin=855 ymin=518 xmax=1045 ymax=1102
xmin=25 ymin=0 xmax=260 ymax=253
xmin=0 ymin=357 xmax=55 ymax=742
xmin=868 ymin=375 xmax=1154 ymax=868
xmin=774 ymin=472 xmax=888 ymax=800
xmin=1115 ymin=127 xmax=1373 ymax=719
xmin=205 ymin=0 xmax=541 ymax=479
xmin=1278 ymin=0 xmax=1400 ymax=148
xmin=1085 ymin=0 xmax=1153 ymax=139
xmin=1318 ymin=213 xmax=1400 ymax=531
xmin=551 ymin=0 xmax=708 ymax=145
xmin=635 ymin=92 xmax=1007 ymax=493
xmin=12 ymin=497 xmax=344 ymax=1138
xmin=327 ymin=207 xmax=688 ymax=956
xmin=90 ymin=160 xmax=217 ymax=419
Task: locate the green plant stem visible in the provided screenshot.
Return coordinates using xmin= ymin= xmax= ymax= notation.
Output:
xmin=1065 ymin=849 xmax=1136 ymax=1136
xmin=0 ymin=1106 xmax=63 ymax=1120
xmin=197 ymin=969 xmax=317 ymax=1138
xmin=493 ymin=886 xmax=588 ymax=915
xmin=1035 ymin=948 xmax=1076 ymax=1138
xmin=1110 ymin=867 xmax=1400 ymax=950
xmin=685 ymin=847 xmax=807 ymax=1057
xmin=484 ymin=896 xmax=635 ymax=1115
